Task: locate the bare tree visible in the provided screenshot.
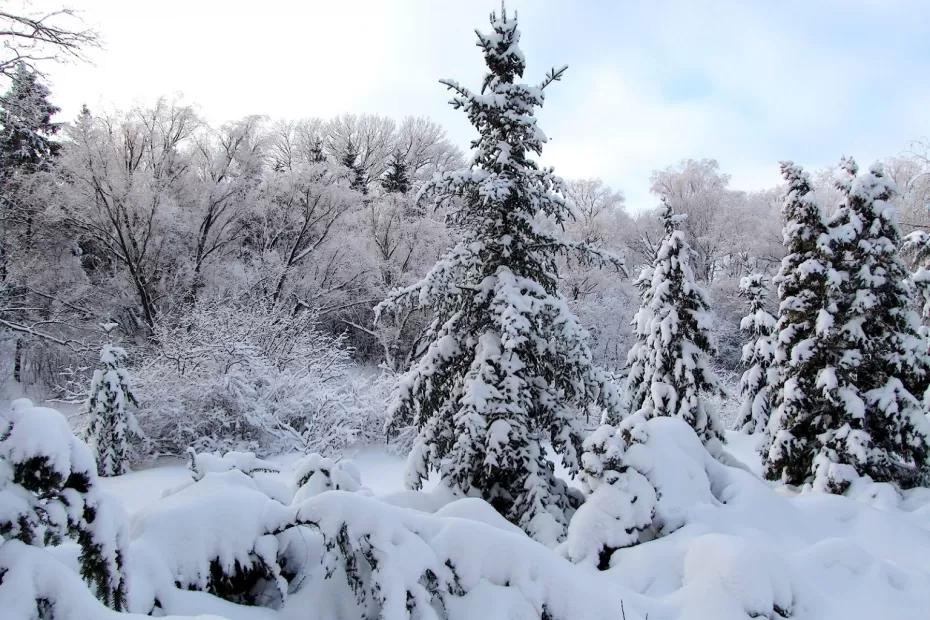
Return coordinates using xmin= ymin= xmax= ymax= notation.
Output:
xmin=188 ymin=115 xmax=265 ymax=299
xmin=57 ymin=99 xmax=199 ymax=330
xmin=0 ymin=4 xmax=99 ymax=80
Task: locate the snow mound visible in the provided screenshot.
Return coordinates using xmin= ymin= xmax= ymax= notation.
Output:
xmin=0 ymin=541 xmax=225 ymax=620
xmin=129 ymin=470 xmax=292 ymax=610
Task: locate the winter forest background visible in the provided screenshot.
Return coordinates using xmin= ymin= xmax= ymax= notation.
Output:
xmin=3 ymin=3 xmax=930 ymax=620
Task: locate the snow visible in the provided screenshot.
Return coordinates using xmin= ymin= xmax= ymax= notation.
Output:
xmin=5 ymin=400 xmax=930 ymax=619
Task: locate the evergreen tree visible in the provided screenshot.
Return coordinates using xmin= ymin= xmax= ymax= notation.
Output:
xmin=622 ymin=201 xmax=723 ymax=444
xmin=381 ymin=149 xmax=410 ymax=194
xmin=0 ymin=62 xmax=60 ymax=179
xmin=811 ymin=159 xmax=930 ymax=492
xmin=341 ymin=138 xmax=367 ymax=194
xmin=763 ymin=161 xmax=833 ymax=486
xmin=1 ymin=398 xmax=127 ymax=609
xmin=309 ymin=135 xmax=326 ymax=163
xmin=86 ymin=340 xmax=138 ymax=477
xmin=375 ymin=9 xmax=623 ymax=543
xmin=735 ymin=273 xmax=776 ymax=433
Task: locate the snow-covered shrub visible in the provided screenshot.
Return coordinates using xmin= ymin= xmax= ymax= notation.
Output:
xmin=0 ymin=398 xmax=127 ymax=610
xmin=567 ymin=416 xmax=726 ymax=569
xmin=289 ymin=491 xmax=637 ymax=620
xmin=0 ymin=541 xmax=138 ymax=620
xmin=130 ymin=469 xmax=295 ymax=609
xmin=133 ymin=300 xmax=385 ymax=458
xmin=292 ymin=453 xmax=364 ymax=502
xmin=187 ymin=448 xmax=280 ymax=481
xmin=85 ymin=343 xmax=138 ymax=476
xmin=564 ymin=419 xmax=657 ymax=568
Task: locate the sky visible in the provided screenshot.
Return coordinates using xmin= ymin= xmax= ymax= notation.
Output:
xmin=28 ymin=0 xmax=930 ymax=210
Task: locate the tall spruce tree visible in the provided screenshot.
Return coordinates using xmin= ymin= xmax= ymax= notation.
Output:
xmin=0 ymin=62 xmax=60 ymax=178
xmin=735 ymin=273 xmax=776 ymax=433
xmin=375 ymin=8 xmax=623 ymax=543
xmin=763 ymin=162 xmax=833 ymax=485
xmin=86 ymin=341 xmax=138 ymax=477
xmin=1 ymin=64 xmax=61 ymax=381
xmin=622 ymin=201 xmax=723 ymax=445
xmin=381 ymin=149 xmax=410 ymax=194
xmin=811 ymin=160 xmax=930 ymax=491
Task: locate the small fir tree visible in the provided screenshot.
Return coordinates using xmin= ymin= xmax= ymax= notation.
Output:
xmin=86 ymin=337 xmax=138 ymax=477
xmin=735 ymin=273 xmax=776 ymax=434
xmin=341 ymin=138 xmax=367 ymax=194
xmin=622 ymin=201 xmax=723 ymax=445
xmin=811 ymin=159 xmax=930 ymax=492
xmin=381 ymin=149 xmax=411 ymax=194
xmin=308 ymin=135 xmax=326 ymax=163
xmin=375 ymin=8 xmax=623 ymax=543
xmin=763 ymin=161 xmax=834 ymax=485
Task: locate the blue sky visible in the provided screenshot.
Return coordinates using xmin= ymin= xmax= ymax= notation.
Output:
xmin=43 ymin=0 xmax=930 ymax=210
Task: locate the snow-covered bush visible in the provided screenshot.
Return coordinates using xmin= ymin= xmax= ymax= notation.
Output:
xmin=86 ymin=343 xmax=138 ymax=476
xmin=133 ymin=300 xmax=386 ymax=458
xmin=187 ymin=448 xmax=280 ymax=482
xmin=564 ymin=419 xmax=657 ymax=568
xmin=130 ymin=469 xmax=295 ymax=609
xmin=0 ymin=398 xmax=127 ymax=610
xmin=567 ymin=416 xmax=727 ymax=569
xmin=292 ymin=453 xmax=364 ymax=502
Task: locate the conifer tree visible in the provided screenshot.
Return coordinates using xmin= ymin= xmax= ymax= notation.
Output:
xmin=381 ymin=149 xmax=410 ymax=194
xmin=811 ymin=160 xmax=930 ymax=491
xmin=735 ymin=273 xmax=776 ymax=434
xmin=0 ymin=62 xmax=60 ymax=179
xmin=86 ymin=339 xmax=138 ymax=477
xmin=622 ymin=201 xmax=723 ymax=444
xmin=375 ymin=8 xmax=623 ymax=543
xmin=341 ymin=138 xmax=367 ymax=194
xmin=1 ymin=398 xmax=127 ymax=609
xmin=309 ymin=135 xmax=326 ymax=163
xmin=763 ymin=162 xmax=833 ymax=485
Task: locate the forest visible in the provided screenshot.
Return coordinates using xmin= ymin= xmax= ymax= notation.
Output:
xmin=2 ymin=3 xmax=930 ymax=620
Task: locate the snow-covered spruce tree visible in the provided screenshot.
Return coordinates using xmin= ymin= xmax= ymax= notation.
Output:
xmin=86 ymin=342 xmax=138 ymax=477
xmin=0 ymin=62 xmax=61 ymax=179
xmin=341 ymin=138 xmax=368 ymax=194
xmin=621 ymin=200 xmax=723 ymax=445
xmin=0 ymin=398 xmax=127 ymax=610
xmin=375 ymin=8 xmax=623 ymax=543
xmin=381 ymin=149 xmax=410 ymax=194
xmin=762 ymin=162 xmax=834 ymax=485
xmin=810 ymin=159 xmax=930 ymax=492
xmin=735 ymin=273 xmax=776 ymax=434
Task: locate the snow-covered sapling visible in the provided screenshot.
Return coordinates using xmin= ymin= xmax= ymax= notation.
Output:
xmin=735 ymin=273 xmax=776 ymax=434
xmin=622 ymin=200 xmax=724 ymax=445
xmin=85 ymin=341 xmax=137 ymax=476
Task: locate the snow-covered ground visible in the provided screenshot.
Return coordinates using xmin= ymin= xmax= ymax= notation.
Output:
xmin=82 ymin=436 xmax=930 ymax=620
xmin=4 ymin=399 xmax=930 ymax=620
